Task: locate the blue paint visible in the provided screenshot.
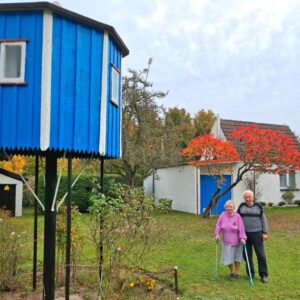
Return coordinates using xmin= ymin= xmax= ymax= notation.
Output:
xmin=200 ymin=175 xmax=232 ymax=215
xmin=0 ymin=9 xmax=124 ymax=158
xmin=50 ymin=15 xmax=103 ymax=154
xmin=105 ymin=37 xmax=122 ymax=157
xmin=0 ymin=11 xmax=43 ymax=151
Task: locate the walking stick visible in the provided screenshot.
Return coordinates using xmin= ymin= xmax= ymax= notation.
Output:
xmin=243 ymin=243 xmax=254 ymax=286
xmin=215 ymin=240 xmax=219 ymax=279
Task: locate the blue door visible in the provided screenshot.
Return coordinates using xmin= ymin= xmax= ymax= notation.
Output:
xmin=200 ymin=175 xmax=232 ymax=215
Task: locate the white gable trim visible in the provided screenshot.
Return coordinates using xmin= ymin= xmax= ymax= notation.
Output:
xmin=99 ymin=31 xmax=109 ymax=155
xmin=40 ymin=10 xmax=53 ymax=151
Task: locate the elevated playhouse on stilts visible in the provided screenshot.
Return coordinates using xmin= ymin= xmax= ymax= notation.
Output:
xmin=0 ymin=2 xmax=129 ymax=299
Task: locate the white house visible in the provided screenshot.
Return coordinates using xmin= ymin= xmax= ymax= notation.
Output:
xmin=0 ymin=168 xmax=24 ymax=216
xmin=144 ymin=118 xmax=300 ymax=215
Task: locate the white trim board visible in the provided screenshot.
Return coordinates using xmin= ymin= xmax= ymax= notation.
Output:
xmin=99 ymin=31 xmax=109 ymax=155
xmin=40 ymin=10 xmax=53 ymax=151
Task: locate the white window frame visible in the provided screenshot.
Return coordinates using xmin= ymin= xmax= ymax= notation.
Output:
xmin=111 ymin=64 xmax=120 ymax=106
xmin=280 ymin=171 xmax=296 ymax=189
xmin=0 ymin=40 xmax=26 ymax=84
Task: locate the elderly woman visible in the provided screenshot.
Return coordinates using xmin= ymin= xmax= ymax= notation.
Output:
xmin=215 ymin=200 xmax=247 ymax=278
xmin=237 ymin=190 xmax=269 ymax=283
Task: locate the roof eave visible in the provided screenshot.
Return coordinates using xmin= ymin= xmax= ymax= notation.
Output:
xmin=0 ymin=1 xmax=129 ymax=57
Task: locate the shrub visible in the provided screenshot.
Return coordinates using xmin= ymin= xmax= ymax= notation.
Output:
xmin=268 ymin=202 xmax=274 ymax=207
xmin=157 ymin=198 xmax=173 ymax=213
xmin=37 ymin=173 xmax=123 ymax=212
xmin=258 ymin=201 xmax=266 ymax=207
xmin=0 ymin=209 xmax=28 ymax=291
xmin=278 ymin=201 xmax=285 ymax=206
xmin=281 ymin=191 xmax=295 ymax=204
xmin=88 ymin=183 xmax=164 ymax=298
xmin=294 ymin=200 xmax=300 ymax=206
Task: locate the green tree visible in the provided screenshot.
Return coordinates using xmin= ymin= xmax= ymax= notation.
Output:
xmin=114 ymin=59 xmax=167 ymax=186
xmin=193 ymin=109 xmax=216 ymax=136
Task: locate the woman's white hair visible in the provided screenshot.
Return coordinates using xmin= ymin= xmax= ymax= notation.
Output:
xmin=224 ymin=200 xmax=235 ymax=209
xmin=243 ymin=190 xmax=254 ymax=199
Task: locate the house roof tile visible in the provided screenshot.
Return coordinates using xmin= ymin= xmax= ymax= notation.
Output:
xmin=220 ymin=119 xmax=300 ymax=151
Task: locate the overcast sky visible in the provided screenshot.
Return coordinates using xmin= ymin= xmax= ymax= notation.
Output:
xmin=3 ymin=0 xmax=300 ymax=134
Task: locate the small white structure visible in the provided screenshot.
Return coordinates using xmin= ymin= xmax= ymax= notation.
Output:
xmin=144 ymin=118 xmax=300 ymax=215
xmin=0 ymin=168 xmax=24 ymax=216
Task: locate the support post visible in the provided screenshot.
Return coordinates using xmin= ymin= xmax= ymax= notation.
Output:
xmin=99 ymin=158 xmax=104 ymax=286
xmin=65 ymin=156 xmax=72 ymax=300
xmin=100 ymin=157 xmax=104 ymax=194
xmin=174 ymin=266 xmax=179 ymax=295
xmin=33 ymin=154 xmax=39 ymax=290
xmin=43 ymin=152 xmax=57 ymax=300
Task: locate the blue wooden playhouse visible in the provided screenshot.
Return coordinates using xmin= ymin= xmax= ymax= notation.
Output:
xmin=0 ymin=2 xmax=129 ymax=299
xmin=0 ymin=1 xmax=129 ymax=158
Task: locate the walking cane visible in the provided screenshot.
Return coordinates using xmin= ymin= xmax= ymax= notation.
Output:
xmin=243 ymin=243 xmax=254 ymax=286
xmin=215 ymin=239 xmax=219 ymax=279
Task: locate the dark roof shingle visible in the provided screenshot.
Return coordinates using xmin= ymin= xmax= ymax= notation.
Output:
xmin=220 ymin=119 xmax=300 ymax=151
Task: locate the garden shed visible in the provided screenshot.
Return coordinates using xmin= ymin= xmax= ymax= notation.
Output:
xmin=0 ymin=168 xmax=23 ymax=216
xmin=144 ymin=118 xmax=300 ymax=215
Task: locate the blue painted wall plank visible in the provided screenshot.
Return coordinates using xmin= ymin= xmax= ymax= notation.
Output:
xmin=59 ymin=18 xmax=76 ymax=150
xmin=89 ymin=30 xmax=102 ymax=152
xmin=50 ymin=15 xmax=62 ymax=151
xmin=105 ymin=37 xmax=122 ymax=158
xmin=73 ymin=24 xmax=91 ymax=151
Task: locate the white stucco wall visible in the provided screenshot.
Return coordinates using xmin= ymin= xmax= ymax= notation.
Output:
xmin=144 ymin=163 xmax=300 ymax=215
xmin=211 ymin=116 xmax=226 ymax=140
xmin=143 ymin=165 xmax=198 ymax=214
xmin=228 ymin=165 xmax=300 ymax=206
xmin=0 ymin=173 xmax=23 ymax=216
xmin=144 ymin=174 xmax=153 ymax=196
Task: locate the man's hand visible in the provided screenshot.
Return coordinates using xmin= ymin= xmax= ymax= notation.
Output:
xmin=262 ymin=233 xmax=268 ymax=241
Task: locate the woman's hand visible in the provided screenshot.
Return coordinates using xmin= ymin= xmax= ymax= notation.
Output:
xmin=215 ymin=235 xmax=220 ymax=241
xmin=241 ymin=239 xmax=246 ymax=244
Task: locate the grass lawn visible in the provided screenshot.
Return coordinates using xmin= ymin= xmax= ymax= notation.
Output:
xmin=1 ymin=207 xmax=300 ymax=299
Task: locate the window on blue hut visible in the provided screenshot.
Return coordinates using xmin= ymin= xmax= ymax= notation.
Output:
xmin=111 ymin=64 xmax=120 ymax=106
xmin=0 ymin=40 xmax=27 ymax=84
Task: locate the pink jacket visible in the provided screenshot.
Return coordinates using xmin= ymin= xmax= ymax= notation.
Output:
xmin=215 ymin=212 xmax=247 ymax=246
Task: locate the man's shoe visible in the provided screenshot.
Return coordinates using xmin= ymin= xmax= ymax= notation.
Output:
xmin=261 ymin=276 xmax=268 ymax=283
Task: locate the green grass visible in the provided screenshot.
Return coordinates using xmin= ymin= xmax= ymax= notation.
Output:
xmin=2 ymin=207 xmax=300 ymax=299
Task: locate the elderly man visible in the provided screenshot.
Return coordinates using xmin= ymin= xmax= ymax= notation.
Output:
xmin=237 ymin=190 xmax=269 ymax=283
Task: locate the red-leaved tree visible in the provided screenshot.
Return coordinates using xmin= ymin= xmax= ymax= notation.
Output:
xmin=180 ymin=126 xmax=300 ymax=217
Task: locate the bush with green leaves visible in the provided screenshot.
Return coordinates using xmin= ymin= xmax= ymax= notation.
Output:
xmin=56 ymin=205 xmax=83 ymax=285
xmin=278 ymin=201 xmax=285 ymax=206
xmin=88 ymin=181 xmax=163 ymax=299
xmin=157 ymin=198 xmax=173 ymax=213
xmin=258 ymin=201 xmax=266 ymax=207
xmin=281 ymin=191 xmax=295 ymax=204
xmin=0 ymin=209 xmax=28 ymax=291
xmin=36 ymin=173 xmax=123 ymax=212
xmin=294 ymin=200 xmax=300 ymax=206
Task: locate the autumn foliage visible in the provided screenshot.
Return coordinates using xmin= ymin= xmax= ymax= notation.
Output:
xmin=181 ymin=125 xmax=300 ymax=173
xmin=3 ymin=155 xmax=27 ymax=174
xmin=179 ymin=134 xmax=239 ymax=166
xmin=229 ymin=125 xmax=300 ymax=172
xmin=180 ymin=125 xmax=300 ymax=217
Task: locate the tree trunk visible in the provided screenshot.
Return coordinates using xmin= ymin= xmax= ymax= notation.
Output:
xmin=202 ymin=167 xmax=250 ymax=218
